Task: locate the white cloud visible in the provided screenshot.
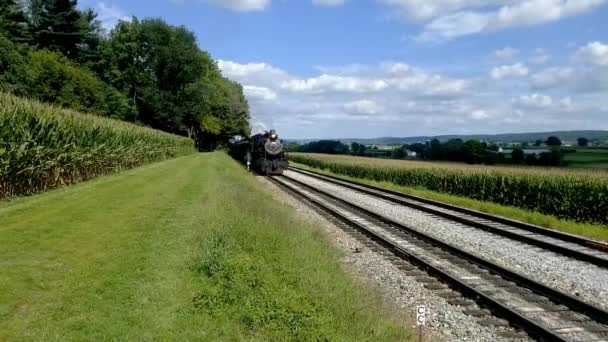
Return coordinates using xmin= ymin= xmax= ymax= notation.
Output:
xmin=490 ymin=63 xmax=529 ymax=80
xmin=343 ymin=100 xmax=383 ymax=115
xmin=218 ymin=60 xmax=289 ymax=86
xmin=207 ymin=0 xmax=269 ymax=11
xmin=469 ymin=109 xmax=491 ymax=120
xmin=383 ymin=0 xmax=606 ymax=41
xmin=281 ymin=74 xmax=389 ymax=93
xmin=530 ymin=49 xmax=551 ymax=64
xmin=417 ymin=11 xmax=490 ymax=41
xmin=382 ymin=62 xmax=413 ymax=75
xmin=97 ymin=2 xmax=130 ymax=30
xmin=243 ymin=85 xmax=277 ymax=101
xmin=380 ymin=0 xmax=499 ymax=20
xmin=530 ymin=67 xmax=575 ymax=89
xmin=495 ymin=47 xmax=520 ymax=59
xmin=575 ymin=41 xmax=608 ymax=66
xmin=218 ymin=59 xmax=608 ymax=138
xmin=312 ymin=0 xmax=347 ymax=6
xmin=514 ymin=93 xmax=553 ymax=108
xmin=560 ymin=96 xmax=573 ymax=109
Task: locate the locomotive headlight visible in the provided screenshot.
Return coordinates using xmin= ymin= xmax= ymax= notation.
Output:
xmin=270 ymin=133 xmax=277 ymax=140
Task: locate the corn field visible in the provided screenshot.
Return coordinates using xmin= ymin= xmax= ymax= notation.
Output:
xmin=0 ymin=92 xmax=195 ymax=198
xmin=291 ymin=153 xmax=608 ymax=225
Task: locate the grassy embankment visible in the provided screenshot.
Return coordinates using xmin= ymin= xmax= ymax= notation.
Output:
xmin=0 ymin=153 xmax=409 ymax=341
xmin=291 ymin=153 xmax=608 ymax=241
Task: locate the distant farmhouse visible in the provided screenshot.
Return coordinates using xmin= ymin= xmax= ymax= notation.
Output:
xmin=498 ymin=148 xmax=550 ymax=155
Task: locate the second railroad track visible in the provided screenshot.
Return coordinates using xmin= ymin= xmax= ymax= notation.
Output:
xmin=269 ymin=173 xmax=608 ymax=342
xmin=288 ymin=166 xmax=608 ymax=269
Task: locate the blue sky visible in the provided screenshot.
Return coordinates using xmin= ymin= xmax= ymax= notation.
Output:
xmin=81 ymin=0 xmax=608 ymax=139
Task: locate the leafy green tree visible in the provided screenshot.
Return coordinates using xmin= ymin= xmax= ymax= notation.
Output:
xmin=546 ymin=136 xmax=562 ymax=146
xmin=461 ymin=139 xmax=484 ymax=164
xmin=0 ymin=34 xmax=133 ymax=118
xmin=444 ymin=139 xmax=464 ymax=161
xmin=298 ymin=140 xmax=349 ymax=154
xmin=30 ymin=0 xmax=83 ymax=58
xmin=577 ymin=137 xmax=589 ymax=147
xmin=0 ymin=33 xmax=28 ymax=93
xmin=100 ymin=18 xmax=250 ymax=149
xmin=429 ymin=138 xmax=443 ymax=160
xmin=524 ymin=153 xmax=537 ymax=165
xmin=409 ymin=143 xmax=426 ymax=159
xmin=511 ymin=148 xmax=524 ymax=164
xmin=534 ymin=139 xmax=543 ymax=147
xmin=75 ymin=8 xmax=103 ymax=66
xmin=391 ymin=146 xmax=405 ymax=159
xmin=286 ymin=142 xmax=301 ymax=152
xmin=351 ymin=142 xmax=360 ymax=155
xmin=0 ymin=0 xmax=30 ymax=43
xmin=358 ymin=144 xmax=366 ymax=156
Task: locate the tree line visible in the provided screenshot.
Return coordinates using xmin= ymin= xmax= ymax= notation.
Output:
xmin=292 ymin=136 xmax=570 ymax=166
xmin=0 ymin=0 xmax=249 ymax=149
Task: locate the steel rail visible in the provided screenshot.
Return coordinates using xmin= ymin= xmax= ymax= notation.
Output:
xmin=270 ymin=174 xmax=608 ymax=342
xmin=288 ymin=166 xmax=608 ymax=269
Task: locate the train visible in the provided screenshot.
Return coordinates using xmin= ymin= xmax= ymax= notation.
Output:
xmin=229 ymin=130 xmax=289 ymax=175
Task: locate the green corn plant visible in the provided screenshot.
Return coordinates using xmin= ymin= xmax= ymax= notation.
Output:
xmin=0 ymin=92 xmax=195 ymax=198
xmin=291 ymin=154 xmax=608 ymax=225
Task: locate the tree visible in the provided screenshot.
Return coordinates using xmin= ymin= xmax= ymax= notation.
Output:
xmin=524 ymin=153 xmax=537 ymax=165
xmin=75 ymin=8 xmax=103 ymax=66
xmin=429 ymin=138 xmax=443 ymax=160
xmin=534 ymin=139 xmax=543 ymax=147
xmin=30 ymin=0 xmax=84 ymax=59
xmin=0 ymin=0 xmax=30 ymax=43
xmin=546 ymin=136 xmax=562 ymax=146
xmin=298 ymin=140 xmax=349 ymax=154
xmin=444 ymin=139 xmax=464 ymax=161
xmin=358 ymin=144 xmax=366 ymax=156
xmin=511 ymin=148 xmax=524 ymax=164
xmin=351 ymin=142 xmax=360 ymax=155
xmin=100 ymin=18 xmax=249 ymax=149
xmin=461 ymin=139 xmax=484 ymax=164
xmin=578 ymin=137 xmax=589 ymax=147
xmin=391 ymin=146 xmax=405 ymax=159
xmin=409 ymin=143 xmax=426 ymax=159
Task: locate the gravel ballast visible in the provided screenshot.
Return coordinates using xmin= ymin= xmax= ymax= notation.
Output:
xmin=284 ymin=170 xmax=608 ymax=312
xmin=260 ymin=176 xmax=530 ymax=342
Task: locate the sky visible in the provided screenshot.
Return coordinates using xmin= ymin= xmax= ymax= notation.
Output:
xmin=80 ymin=0 xmax=608 ymax=139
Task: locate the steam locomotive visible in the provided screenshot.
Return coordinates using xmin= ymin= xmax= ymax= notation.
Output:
xmin=229 ymin=130 xmax=288 ymax=175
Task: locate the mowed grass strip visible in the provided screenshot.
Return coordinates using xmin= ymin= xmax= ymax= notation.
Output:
xmin=291 ymin=162 xmax=608 ymax=241
xmin=0 ymin=152 xmax=409 ymax=341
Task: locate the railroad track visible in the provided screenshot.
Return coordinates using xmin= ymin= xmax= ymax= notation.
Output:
xmin=268 ymin=174 xmax=608 ymax=342
xmin=288 ymin=166 xmax=608 ymax=269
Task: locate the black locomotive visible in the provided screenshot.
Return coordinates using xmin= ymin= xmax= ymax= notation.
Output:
xmin=229 ymin=130 xmax=288 ymax=175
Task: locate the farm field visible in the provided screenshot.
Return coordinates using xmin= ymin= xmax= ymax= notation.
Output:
xmin=291 ymin=153 xmax=608 ymax=178
xmin=564 ymin=149 xmax=608 ymax=168
xmin=0 ymin=153 xmax=408 ymax=341
xmin=0 ymin=92 xmax=195 ymax=199
xmin=290 ymin=153 xmax=608 ymax=239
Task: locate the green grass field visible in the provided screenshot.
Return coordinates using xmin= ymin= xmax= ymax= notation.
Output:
xmin=0 ymin=153 xmax=408 ymax=341
xmin=292 ymin=162 xmax=608 ymax=241
xmin=563 ymin=149 xmax=608 ymax=168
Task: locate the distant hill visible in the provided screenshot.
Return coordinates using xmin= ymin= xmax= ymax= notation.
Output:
xmin=288 ymin=130 xmax=608 ymax=145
